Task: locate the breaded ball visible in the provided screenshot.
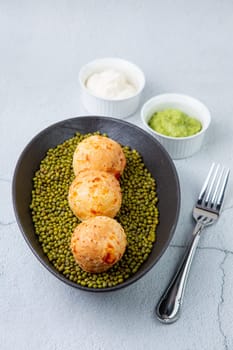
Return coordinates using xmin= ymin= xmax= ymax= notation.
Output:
xmin=71 ymin=216 xmax=127 ymax=273
xmin=68 ymin=170 xmax=122 ymax=221
xmin=73 ymin=135 xmax=126 ymax=178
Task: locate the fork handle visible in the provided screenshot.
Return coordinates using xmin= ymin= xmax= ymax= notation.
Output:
xmin=156 ymin=223 xmax=203 ymax=324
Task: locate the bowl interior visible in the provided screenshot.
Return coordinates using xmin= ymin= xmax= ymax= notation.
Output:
xmin=12 ymin=116 xmax=180 ymax=292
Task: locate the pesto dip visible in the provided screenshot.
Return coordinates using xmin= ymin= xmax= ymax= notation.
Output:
xmin=148 ymin=109 xmax=202 ymax=137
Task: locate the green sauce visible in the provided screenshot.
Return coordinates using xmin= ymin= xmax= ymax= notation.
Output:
xmin=148 ymin=109 xmax=202 ymax=137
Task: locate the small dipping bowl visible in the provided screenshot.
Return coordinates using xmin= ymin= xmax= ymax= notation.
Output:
xmin=79 ymin=57 xmax=145 ymax=118
xmin=141 ymin=93 xmax=211 ymax=159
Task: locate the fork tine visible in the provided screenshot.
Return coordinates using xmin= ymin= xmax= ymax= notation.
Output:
xmin=198 ymin=163 xmax=230 ymax=211
xmin=204 ymin=163 xmax=220 ymax=204
xmin=198 ymin=163 xmax=215 ymax=204
xmin=210 ymin=166 xmax=224 ymax=206
xmin=216 ymin=168 xmax=230 ymax=211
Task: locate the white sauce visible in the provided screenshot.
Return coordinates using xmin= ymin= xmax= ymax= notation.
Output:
xmin=85 ymin=69 xmax=137 ymax=100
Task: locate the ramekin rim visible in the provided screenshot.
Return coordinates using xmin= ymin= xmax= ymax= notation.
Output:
xmin=79 ymin=57 xmax=146 ymax=102
xmin=141 ymin=93 xmax=211 ymax=141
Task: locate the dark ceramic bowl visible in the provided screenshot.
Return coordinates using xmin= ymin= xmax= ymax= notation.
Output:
xmin=12 ymin=116 xmax=180 ymax=292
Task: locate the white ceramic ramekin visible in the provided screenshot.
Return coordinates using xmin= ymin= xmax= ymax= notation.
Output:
xmin=79 ymin=58 xmax=145 ymax=118
xmin=141 ymin=93 xmax=211 ymax=159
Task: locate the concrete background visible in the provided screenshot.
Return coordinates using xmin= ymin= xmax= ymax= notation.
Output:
xmin=1 ymin=1 xmax=233 ymax=349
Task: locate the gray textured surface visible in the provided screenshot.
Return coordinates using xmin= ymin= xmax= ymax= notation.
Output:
xmin=1 ymin=1 xmax=233 ymax=349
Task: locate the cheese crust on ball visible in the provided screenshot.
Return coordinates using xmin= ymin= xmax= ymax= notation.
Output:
xmin=71 ymin=216 xmax=127 ymax=273
xmin=73 ymin=135 xmax=126 ymax=178
xmin=68 ymin=170 xmax=122 ymax=221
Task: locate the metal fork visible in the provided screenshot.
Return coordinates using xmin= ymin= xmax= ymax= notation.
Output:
xmin=156 ymin=163 xmax=230 ymax=324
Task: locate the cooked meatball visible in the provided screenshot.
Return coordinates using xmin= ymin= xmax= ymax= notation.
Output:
xmin=73 ymin=135 xmax=126 ymax=178
xmin=68 ymin=170 xmax=122 ymax=221
xmin=71 ymin=216 xmax=127 ymax=273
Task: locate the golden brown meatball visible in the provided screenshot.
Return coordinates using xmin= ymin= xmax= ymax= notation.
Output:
xmin=73 ymin=135 xmax=126 ymax=178
xmin=71 ymin=216 xmax=127 ymax=273
xmin=68 ymin=170 xmax=122 ymax=221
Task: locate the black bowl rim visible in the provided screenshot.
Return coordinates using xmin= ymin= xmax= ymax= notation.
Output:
xmin=12 ymin=115 xmax=180 ymax=292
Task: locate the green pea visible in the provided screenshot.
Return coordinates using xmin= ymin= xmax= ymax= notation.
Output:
xmin=30 ymin=132 xmax=159 ymax=289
